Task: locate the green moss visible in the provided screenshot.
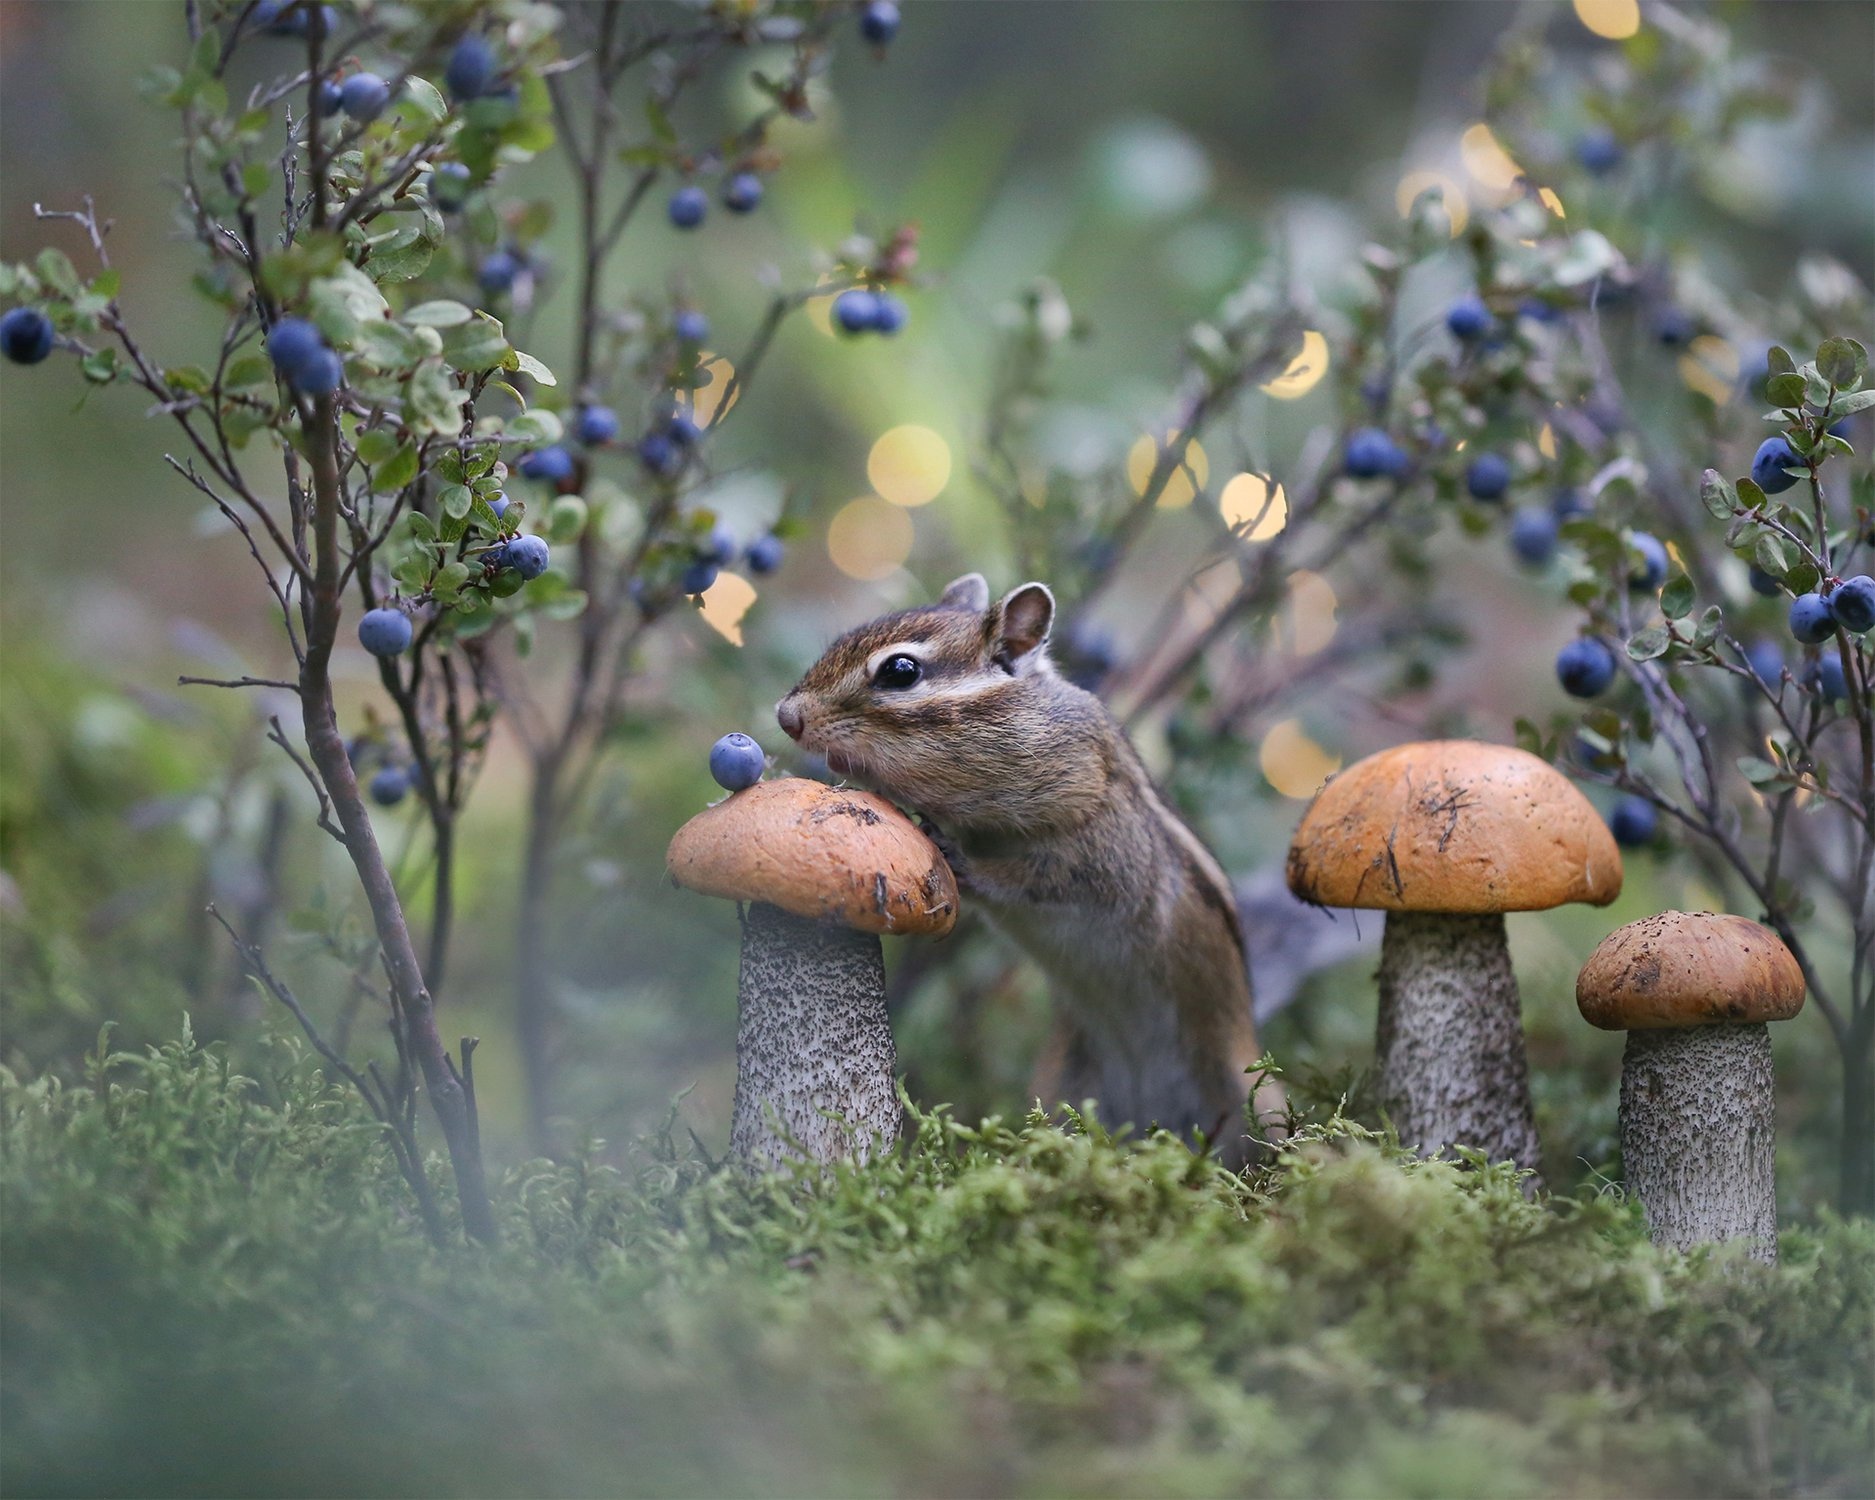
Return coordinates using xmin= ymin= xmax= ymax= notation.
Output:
xmin=3 ymin=1029 xmax=1870 ymax=1497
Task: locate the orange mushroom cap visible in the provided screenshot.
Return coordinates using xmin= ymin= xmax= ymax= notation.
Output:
xmin=1286 ymin=740 xmax=1623 ymax=914
xmin=1576 ymin=911 xmax=1805 ymax=1030
xmin=667 ymin=777 xmax=958 ymax=937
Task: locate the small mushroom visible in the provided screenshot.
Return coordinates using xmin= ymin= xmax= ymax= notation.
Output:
xmin=1287 ymin=741 xmax=1623 ymax=1179
xmin=1577 ymin=911 xmax=1804 ymax=1262
xmin=667 ymin=777 xmax=958 ymax=1168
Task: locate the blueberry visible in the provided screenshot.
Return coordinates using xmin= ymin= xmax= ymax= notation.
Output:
xmin=1344 ymin=427 xmax=1406 ymax=480
xmin=482 ymin=541 xmax=510 ymax=571
xmin=1651 ymin=305 xmax=1695 ymax=347
xmin=446 ymin=34 xmax=498 ymax=101
xmin=517 ymin=446 xmax=574 ymax=484
xmin=1551 ymin=488 xmax=1590 ymax=521
xmin=369 ymin=765 xmax=410 ymax=807
xmin=1571 ymin=732 xmax=1621 ymax=772
xmin=1607 ymin=795 xmax=1657 ymax=848
xmin=1466 ymin=453 xmax=1512 ymax=502
xmin=477 ymin=249 xmax=522 ymax=295
xmin=339 ymin=72 xmax=391 ymax=122
xmin=858 ymin=0 xmax=900 ymax=44
xmin=700 ymin=524 xmax=737 ymax=566
xmin=1830 ymin=575 xmax=1875 ymax=634
xmin=666 ymin=411 xmax=702 ymax=447
xmin=296 ymin=348 xmax=344 ymax=395
xmin=637 ymin=431 xmax=679 ymax=476
xmin=1747 ymin=565 xmax=1783 ymax=598
xmin=1745 ymin=639 xmax=1785 ymax=686
xmin=1789 ymin=592 xmax=1835 ymax=644
xmin=0 ymin=307 xmax=54 ymax=365
xmin=834 ymin=289 xmax=880 ymax=334
xmin=316 ymin=79 xmax=344 ymax=115
xmin=1557 ymin=637 xmax=1618 ymax=698
xmin=1576 ymin=126 xmax=1623 ymax=175
xmin=667 ymin=186 xmax=708 ymax=230
xmin=1735 ymin=341 xmax=1774 ymax=404
xmin=253 ymin=0 xmax=308 ymax=36
xmin=709 ymin=732 xmax=765 ymax=792
xmin=266 ymin=317 xmax=325 ymax=379
xmin=723 ymin=172 xmax=764 ymax=214
xmin=1510 ymin=506 xmax=1560 ymax=567
xmin=745 ymin=534 xmax=785 ymax=575
xmin=1828 ymin=418 xmax=1852 ymax=440
xmin=344 ymin=735 xmax=369 ymax=768
xmin=506 ymin=534 xmax=550 ymax=580
xmin=1446 ymin=295 xmax=1492 ymax=341
xmin=1628 ymin=532 xmax=1669 ymax=592
xmin=681 ymin=559 xmax=720 ymax=595
xmin=1517 ymin=298 xmax=1563 ymax=325
xmin=431 ymin=162 xmax=472 ymax=211
xmin=673 ymin=309 xmax=710 ymax=345
xmin=488 ymin=492 xmax=509 ymax=519
xmin=870 ymin=292 xmax=908 ymax=336
xmin=573 ymin=404 xmax=619 ymax=446
xmin=358 ymin=607 xmax=413 ymax=656
xmin=1808 ymin=650 xmax=1848 ymax=702
xmin=1752 ymin=436 xmax=1801 ymax=495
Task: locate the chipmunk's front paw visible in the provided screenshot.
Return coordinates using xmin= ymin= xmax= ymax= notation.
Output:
xmin=918 ymin=818 xmax=970 ymax=885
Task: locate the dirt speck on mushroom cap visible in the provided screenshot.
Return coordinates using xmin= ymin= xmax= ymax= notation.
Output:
xmin=667 ymin=777 xmax=959 ymax=936
xmin=1286 ymin=740 xmax=1623 ymax=914
xmin=1577 ymin=910 xmax=1805 ymax=1030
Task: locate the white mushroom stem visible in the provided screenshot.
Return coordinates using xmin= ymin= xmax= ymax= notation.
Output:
xmin=1374 ymin=911 xmax=1543 ymax=1182
xmin=730 ymin=901 xmax=902 ymax=1168
xmin=1620 ymin=1024 xmax=1777 ymax=1263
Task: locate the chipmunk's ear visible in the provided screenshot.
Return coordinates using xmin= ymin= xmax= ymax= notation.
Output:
xmin=992 ymin=582 xmax=1055 ymax=670
xmin=939 ymin=572 xmax=991 ymax=613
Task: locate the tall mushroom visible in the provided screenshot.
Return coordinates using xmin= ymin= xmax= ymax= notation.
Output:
xmin=1577 ymin=911 xmax=1804 ymax=1263
xmin=667 ymin=777 xmax=958 ymax=1168
xmin=1286 ymin=740 xmax=1623 ymax=1178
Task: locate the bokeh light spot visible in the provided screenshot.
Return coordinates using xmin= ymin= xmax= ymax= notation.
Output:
xmin=1277 ymin=569 xmax=1338 ymax=657
xmin=680 ymin=351 xmax=740 ymax=427
xmin=1459 ymin=123 xmax=1523 ymax=191
xmin=1260 ymin=330 xmax=1330 ymax=400
xmin=1220 ymin=473 xmax=1288 ymax=541
xmin=1395 ymin=170 xmax=1469 ymax=236
xmin=1679 ymin=335 xmax=1739 ymax=404
xmin=1537 ymin=186 xmax=1567 ymax=218
xmin=698 ymin=571 xmax=756 ymax=646
xmin=1128 ymin=434 xmax=1210 ymax=509
xmin=867 ymin=425 xmax=953 ymax=508
xmin=1538 ymin=423 xmax=1558 ymax=460
xmin=827 ymin=497 xmax=914 ymax=580
xmin=1573 ymin=0 xmax=1640 ymax=40
xmin=1260 ymin=719 xmax=1341 ymax=800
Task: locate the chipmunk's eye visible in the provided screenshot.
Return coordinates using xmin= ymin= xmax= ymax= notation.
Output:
xmin=873 ymin=654 xmax=922 ymax=690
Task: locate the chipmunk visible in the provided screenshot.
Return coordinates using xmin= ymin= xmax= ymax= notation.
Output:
xmin=776 ymin=573 xmax=1282 ymax=1167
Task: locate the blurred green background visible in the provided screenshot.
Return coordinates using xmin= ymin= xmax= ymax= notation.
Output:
xmin=2 ymin=0 xmax=1872 ymax=1201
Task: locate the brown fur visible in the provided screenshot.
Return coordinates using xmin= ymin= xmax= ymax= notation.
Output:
xmin=777 ymin=575 xmax=1281 ymax=1166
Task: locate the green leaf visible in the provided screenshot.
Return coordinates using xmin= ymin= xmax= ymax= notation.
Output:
xmin=1693 ymin=606 xmax=1723 ymax=649
xmin=441 ymin=313 xmax=510 ymax=372
xmin=373 ymin=441 xmax=419 ymax=493
xmin=163 ymin=365 xmax=213 ymax=395
xmin=1766 ymin=373 xmax=1806 ymax=408
xmin=1753 ymin=533 xmax=1793 ymax=576
xmin=403 ymin=300 xmax=474 ymax=328
xmin=1831 ymin=389 xmax=1875 ymax=416
xmin=1736 ymin=756 xmax=1783 ymax=786
xmin=1627 ymin=626 xmax=1671 ymax=662
xmin=308 ymin=262 xmax=390 ymax=342
xmin=547 ymin=495 xmax=588 ymax=542
xmin=509 ymin=349 xmax=556 ymax=386
xmin=242 ymin=161 xmax=273 ymax=199
xmin=433 ymin=560 xmax=472 ymax=601
xmin=1816 ymin=337 xmax=1863 ymax=389
xmin=355 ymin=428 xmax=401 ymax=465
xmin=541 ymin=588 xmax=590 ymax=622
xmin=404 ymin=359 xmax=468 ymax=437
xmin=1766 ymin=345 xmax=1796 ymax=377
xmin=80 ymin=348 xmax=118 ymax=384
xmin=505 ymin=410 xmax=563 ymax=445
xmin=1660 ymin=575 xmax=1695 ymax=619
xmin=1735 ymin=476 xmax=1768 ymax=510
xmin=34 ymin=248 xmax=81 ymax=298
xmin=403 ymin=511 xmax=438 ymax=542
xmin=352 ymin=320 xmax=437 ymax=370
xmin=439 ymin=484 xmax=474 ymax=520
xmin=1699 ymin=468 xmax=1737 ymax=519
xmin=225 ymin=354 xmax=271 ymax=389
xmin=90 ymin=268 xmax=120 ymax=299
xmin=402 ymin=76 xmax=448 ymax=124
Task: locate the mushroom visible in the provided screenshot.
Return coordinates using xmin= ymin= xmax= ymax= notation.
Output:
xmin=1286 ymin=740 xmax=1623 ymax=1179
xmin=1576 ymin=911 xmax=1804 ymax=1262
xmin=667 ymin=777 xmax=958 ymax=1168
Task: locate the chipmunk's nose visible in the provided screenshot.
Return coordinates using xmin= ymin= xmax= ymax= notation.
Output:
xmin=776 ymin=697 xmax=804 ymax=740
